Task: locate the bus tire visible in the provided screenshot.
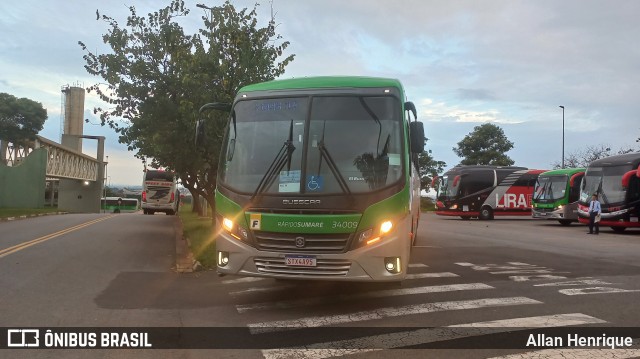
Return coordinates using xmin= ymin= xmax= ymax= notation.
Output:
xmin=611 ymin=226 xmax=626 ymax=233
xmin=479 ymin=206 xmax=493 ymax=220
xmin=558 ymin=220 xmax=572 ymax=226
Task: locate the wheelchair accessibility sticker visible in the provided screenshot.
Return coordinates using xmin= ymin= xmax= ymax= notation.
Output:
xmin=307 ymin=175 xmax=324 ymax=192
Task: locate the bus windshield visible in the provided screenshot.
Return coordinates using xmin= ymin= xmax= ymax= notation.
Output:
xmin=219 ymin=96 xmax=404 ymax=195
xmin=437 ymin=175 xmax=460 ymax=199
xmin=534 ymin=175 xmax=567 ymax=202
xmin=580 ymin=165 xmax=632 ymax=205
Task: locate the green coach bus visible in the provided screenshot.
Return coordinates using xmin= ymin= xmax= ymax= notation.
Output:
xmin=101 ymin=197 xmax=139 ymax=213
xmin=531 ymin=168 xmax=585 ymax=225
xmin=198 ymin=76 xmax=425 ymax=282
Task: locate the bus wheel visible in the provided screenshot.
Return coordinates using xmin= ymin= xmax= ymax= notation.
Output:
xmin=611 ymin=226 xmax=626 ymax=233
xmin=558 ymin=220 xmax=572 ymax=226
xmin=479 ymin=207 xmax=493 ymax=220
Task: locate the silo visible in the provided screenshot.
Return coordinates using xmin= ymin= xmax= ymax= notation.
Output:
xmin=61 ymin=85 xmax=85 ymax=151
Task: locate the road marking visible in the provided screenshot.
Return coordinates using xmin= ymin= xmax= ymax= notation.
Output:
xmin=533 ymin=278 xmax=614 ymax=287
xmin=455 ymin=262 xmax=475 ymax=266
xmin=408 ymin=263 xmax=428 ymax=268
xmin=229 ymin=272 xmax=457 ymax=297
xmin=236 ymin=283 xmax=493 ymax=313
xmin=222 ymin=277 xmax=266 ymax=285
xmin=488 ymin=349 xmax=640 ymax=359
xmin=229 ymin=285 xmax=295 ymax=296
xmin=0 ymin=215 xmax=115 ymax=258
xmin=406 ymin=272 xmax=459 ymax=279
xmin=261 ymin=313 xmax=604 ymax=359
xmin=248 ymin=296 xmax=542 ymax=334
xmin=559 ymin=287 xmax=640 ymax=296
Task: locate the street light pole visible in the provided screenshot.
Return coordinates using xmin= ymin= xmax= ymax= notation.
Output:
xmin=559 ymin=106 xmax=565 ymax=169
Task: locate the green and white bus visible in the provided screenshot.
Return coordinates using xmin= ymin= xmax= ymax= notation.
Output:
xmin=531 ymin=168 xmax=585 ymax=225
xmin=198 ymin=76 xmax=425 ymax=282
xmin=101 ymin=197 xmax=139 ymax=213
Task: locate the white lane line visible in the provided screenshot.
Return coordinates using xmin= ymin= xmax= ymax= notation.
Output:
xmin=236 ymin=283 xmax=494 ymax=313
xmin=248 ymin=296 xmax=542 ymax=334
xmin=406 ymin=272 xmax=459 ymax=279
xmin=408 ymin=263 xmax=429 ymax=268
xmin=261 ymin=313 xmax=605 ymax=359
xmin=488 ymin=349 xmax=640 ymax=359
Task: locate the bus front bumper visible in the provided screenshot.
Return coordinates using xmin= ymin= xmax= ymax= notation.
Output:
xmin=215 ymin=225 xmax=411 ymax=282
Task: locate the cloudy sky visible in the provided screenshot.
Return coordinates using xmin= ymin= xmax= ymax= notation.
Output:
xmin=1 ymin=0 xmax=639 ymax=186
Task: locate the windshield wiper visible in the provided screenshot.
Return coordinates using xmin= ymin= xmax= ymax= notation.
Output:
xmin=315 ymin=120 xmax=351 ymax=195
xmin=251 ymin=120 xmax=296 ymax=200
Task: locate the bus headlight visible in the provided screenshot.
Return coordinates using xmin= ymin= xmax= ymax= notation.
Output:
xmin=220 ymin=216 xmax=248 ymax=241
xmin=222 ymin=218 xmax=234 ymax=232
xmin=354 ymin=220 xmax=394 ymax=249
xmin=449 ymin=204 xmax=458 ymax=210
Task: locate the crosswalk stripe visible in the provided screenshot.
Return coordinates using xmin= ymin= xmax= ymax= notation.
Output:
xmin=408 ymin=263 xmax=429 ymax=268
xmin=455 ymin=262 xmax=475 ymax=266
xmin=261 ymin=313 xmax=606 ymax=359
xmin=487 ymin=349 xmax=640 ymax=359
xmin=229 ymin=272 xmax=458 ymax=296
xmin=222 ymin=277 xmax=267 ymax=284
xmin=229 ymin=285 xmax=295 ymax=296
xmin=248 ymin=296 xmax=542 ymax=334
xmin=236 ymin=283 xmax=493 ymax=313
xmin=406 ymin=272 xmax=459 ymax=279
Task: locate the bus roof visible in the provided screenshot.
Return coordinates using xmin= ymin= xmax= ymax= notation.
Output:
xmin=539 ymin=168 xmax=586 ymax=176
xmin=443 ymin=165 xmax=528 ymax=175
xmin=588 ymin=152 xmax=640 ymax=168
xmin=238 ymin=76 xmax=404 ymax=93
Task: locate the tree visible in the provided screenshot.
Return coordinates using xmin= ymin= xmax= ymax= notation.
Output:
xmin=0 ymin=93 xmax=47 ymax=146
xmin=79 ymin=0 xmax=294 ymax=214
xmin=550 ymin=144 xmax=636 ymax=169
xmin=453 ymin=123 xmax=514 ymax=166
xmin=417 ymin=149 xmax=446 ymax=191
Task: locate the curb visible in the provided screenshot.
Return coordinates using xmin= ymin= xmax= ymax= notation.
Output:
xmin=174 ymin=216 xmax=199 ymax=273
xmin=0 ymin=211 xmax=69 ymax=222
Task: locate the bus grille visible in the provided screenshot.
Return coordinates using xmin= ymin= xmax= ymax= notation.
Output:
xmin=253 ymin=231 xmax=351 ymax=253
xmin=254 ymin=257 xmax=351 ymax=276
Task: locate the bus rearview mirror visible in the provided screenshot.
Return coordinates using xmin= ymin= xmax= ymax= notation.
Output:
xmin=409 ymin=121 xmax=425 ymax=154
xmin=405 ymin=101 xmax=417 ymax=121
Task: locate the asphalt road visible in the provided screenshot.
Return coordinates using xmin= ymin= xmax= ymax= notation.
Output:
xmin=1 ymin=212 xmax=640 ymax=359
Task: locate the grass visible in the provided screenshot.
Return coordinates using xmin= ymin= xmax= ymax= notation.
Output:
xmin=420 ymin=197 xmax=437 ymax=212
xmin=178 ymin=204 xmax=217 ymax=269
xmin=0 ymin=207 xmax=63 ymax=219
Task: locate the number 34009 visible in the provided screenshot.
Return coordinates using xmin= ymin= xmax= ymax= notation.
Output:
xmin=332 ymin=221 xmax=358 ymax=229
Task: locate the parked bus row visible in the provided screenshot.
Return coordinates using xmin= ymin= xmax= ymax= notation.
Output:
xmin=433 ymin=152 xmax=640 ymax=232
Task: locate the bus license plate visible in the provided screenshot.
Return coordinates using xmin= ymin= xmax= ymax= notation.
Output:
xmin=285 ymin=255 xmax=316 ymax=267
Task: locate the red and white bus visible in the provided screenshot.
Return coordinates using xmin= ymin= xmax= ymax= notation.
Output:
xmin=435 ymin=166 xmax=547 ymax=220
xmin=577 ymin=152 xmax=640 ymax=232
